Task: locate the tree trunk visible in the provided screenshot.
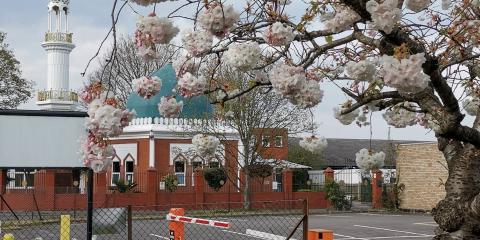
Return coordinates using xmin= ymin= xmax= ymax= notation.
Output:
xmin=243 ymin=169 xmax=251 ymax=210
xmin=432 ymin=139 xmax=480 ymax=239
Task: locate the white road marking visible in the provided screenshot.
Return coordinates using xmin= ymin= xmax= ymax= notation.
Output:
xmin=149 ymin=233 xmax=169 ymax=240
xmin=215 ymin=217 xmax=248 ymax=222
xmin=335 ymin=236 xmax=434 ymax=240
xmin=357 ymin=213 xmax=402 ymax=217
xmin=334 ymin=233 xmax=368 ymax=239
xmin=354 ymin=225 xmax=431 ymax=236
xmin=246 ymin=229 xmax=296 ymax=240
xmin=414 ymin=222 xmax=437 ymax=227
xmin=315 ymin=214 xmax=352 ymax=218
xmin=222 ymin=229 xmax=270 ymax=239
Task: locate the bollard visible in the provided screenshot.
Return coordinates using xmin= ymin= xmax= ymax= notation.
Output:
xmin=168 ymin=208 xmax=185 ymax=240
xmin=308 ymin=229 xmax=334 ymax=240
xmin=2 ymin=234 xmax=14 ymax=240
xmin=60 ymin=215 xmax=71 ymax=240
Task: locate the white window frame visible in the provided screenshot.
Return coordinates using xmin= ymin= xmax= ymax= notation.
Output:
xmin=274 ymin=136 xmax=283 ymax=148
xmin=124 ymin=155 xmax=135 ymax=184
xmin=111 ymin=157 xmax=121 ymax=186
xmin=174 ymin=159 xmax=186 ymax=186
xmin=262 ymin=135 xmax=271 ymax=147
xmin=7 ymin=169 xmax=35 ymax=189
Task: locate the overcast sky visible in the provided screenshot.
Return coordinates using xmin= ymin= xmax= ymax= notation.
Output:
xmin=0 ymin=1 xmax=438 ymax=141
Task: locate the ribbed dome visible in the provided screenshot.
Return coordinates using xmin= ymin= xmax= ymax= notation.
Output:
xmin=126 ymin=64 xmax=213 ymax=119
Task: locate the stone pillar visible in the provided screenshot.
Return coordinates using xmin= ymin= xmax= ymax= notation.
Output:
xmin=147 ymin=168 xmax=158 ymax=207
xmin=282 ymin=169 xmax=293 ymax=201
xmin=324 ymin=167 xmax=334 ymax=208
xmin=94 ymin=172 xmax=107 ymax=208
xmin=36 ymin=170 xmax=55 ymax=210
xmin=372 ymin=169 xmax=383 ymax=209
xmin=195 ymin=169 xmax=204 ymax=208
xmin=324 ymin=167 xmax=334 ymax=183
xmin=0 ymin=170 xmax=6 ymax=194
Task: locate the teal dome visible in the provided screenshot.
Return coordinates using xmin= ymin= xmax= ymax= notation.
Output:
xmin=126 ymin=64 xmax=214 ymax=118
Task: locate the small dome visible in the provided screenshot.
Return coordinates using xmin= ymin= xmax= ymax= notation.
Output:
xmin=126 ymin=64 xmax=214 ymax=119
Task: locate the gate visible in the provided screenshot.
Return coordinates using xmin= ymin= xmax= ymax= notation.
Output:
xmin=361 ymin=177 xmax=372 ymax=202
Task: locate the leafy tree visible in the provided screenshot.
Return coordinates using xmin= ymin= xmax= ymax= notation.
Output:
xmin=0 ymin=32 xmax=33 ymax=109
xmin=88 ymin=35 xmax=177 ymax=108
xmin=287 ymin=143 xmax=323 ymax=170
xmin=91 ymin=1 xmax=480 ymax=237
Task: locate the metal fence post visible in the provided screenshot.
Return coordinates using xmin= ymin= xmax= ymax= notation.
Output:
xmin=87 ymin=169 xmax=93 ymax=240
xmin=303 ymin=198 xmax=308 ymax=240
xmin=128 ymin=205 xmax=132 ymax=240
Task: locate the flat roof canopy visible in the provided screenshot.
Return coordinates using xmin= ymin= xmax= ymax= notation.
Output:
xmin=0 ymin=110 xmax=87 ymax=168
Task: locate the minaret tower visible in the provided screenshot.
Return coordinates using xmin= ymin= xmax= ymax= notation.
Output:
xmin=37 ymin=0 xmax=77 ymax=111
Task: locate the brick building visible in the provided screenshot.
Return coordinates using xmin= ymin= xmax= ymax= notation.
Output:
xmin=396 ymin=142 xmax=448 ymax=211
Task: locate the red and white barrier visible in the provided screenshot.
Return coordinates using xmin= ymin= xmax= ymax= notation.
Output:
xmin=166 ymin=214 xmax=231 ymax=229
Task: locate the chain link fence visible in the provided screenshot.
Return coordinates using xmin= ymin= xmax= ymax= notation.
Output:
xmin=0 ymin=200 xmax=307 ymax=240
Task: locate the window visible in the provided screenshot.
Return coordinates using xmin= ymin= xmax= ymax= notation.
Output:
xmin=125 ymin=156 xmax=134 ymax=184
xmin=262 ymin=135 xmax=270 ymax=147
xmin=174 ymin=160 xmax=186 ymax=186
xmin=274 ymin=136 xmax=283 ymax=147
xmin=112 ymin=159 xmax=120 ymax=185
xmin=7 ymin=170 xmax=34 ymax=189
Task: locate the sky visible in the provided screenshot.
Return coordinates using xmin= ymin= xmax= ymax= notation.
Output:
xmin=0 ymin=0 xmax=437 ymax=141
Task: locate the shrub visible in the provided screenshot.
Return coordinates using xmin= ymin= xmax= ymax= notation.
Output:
xmin=324 ymin=180 xmax=351 ymax=211
xmin=163 ymin=174 xmax=178 ymax=192
xmin=113 ymin=179 xmax=137 ymax=193
xmin=203 ymin=168 xmax=227 ymax=191
xmin=245 ymin=164 xmax=273 ymax=178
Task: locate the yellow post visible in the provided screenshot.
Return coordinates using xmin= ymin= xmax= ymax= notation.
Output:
xmin=3 ymin=234 xmax=14 ymax=240
xmin=60 ymin=215 xmax=71 ymax=240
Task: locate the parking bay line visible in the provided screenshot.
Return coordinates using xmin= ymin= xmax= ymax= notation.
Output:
xmin=357 ymin=213 xmax=402 ymax=217
xmin=335 ymin=235 xmax=434 ymax=240
xmin=149 ymin=233 xmax=169 ymax=240
xmin=414 ymin=222 xmax=437 ymax=227
xmin=354 ymin=225 xmax=431 ymax=236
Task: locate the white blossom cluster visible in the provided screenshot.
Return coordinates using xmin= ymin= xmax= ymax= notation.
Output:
xmin=263 ymin=22 xmax=295 ymax=46
xmin=224 ymin=42 xmax=261 ymax=71
xmin=172 ymin=55 xmax=200 ymax=77
xmin=130 ymin=0 xmax=178 ymax=7
xmin=442 ymin=0 xmax=451 ymax=9
xmin=80 ymin=136 xmax=116 ymax=173
xmin=382 ymin=102 xmax=417 ymax=128
xmin=158 ymin=96 xmax=184 ymax=118
xmin=345 ymin=59 xmax=377 ymax=82
xmin=192 ymin=134 xmax=220 ymax=157
xmin=355 ymin=148 xmax=385 ymax=171
xmin=334 ymin=104 xmax=360 ymax=125
xmin=177 ymin=72 xmax=207 ymax=97
xmin=86 ymin=100 xmax=133 ymax=137
xmin=379 ymin=53 xmax=429 ymax=93
xmin=299 ymin=136 xmax=328 ymax=153
xmin=416 ymin=113 xmax=440 ymax=132
xmin=268 ymin=0 xmax=292 ymax=4
xmin=181 ymin=30 xmax=213 ymax=57
xmin=366 ymin=0 xmax=402 ymax=34
xmin=132 ymin=76 xmax=162 ymax=99
xmin=405 ymin=0 xmax=429 ymax=12
xmin=137 ymin=46 xmax=159 ymax=61
xmin=322 ymin=5 xmax=361 ymax=33
xmin=197 ymin=2 xmax=240 ymax=37
xmin=462 ymin=98 xmax=480 ymax=116
xmin=136 ymin=14 xmax=179 ymax=45
xmin=269 ymin=64 xmax=323 ymax=108
xmin=81 ymin=93 xmax=135 ymax=173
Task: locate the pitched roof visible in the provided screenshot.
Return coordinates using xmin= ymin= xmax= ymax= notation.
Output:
xmin=289 ymin=138 xmax=426 ymax=169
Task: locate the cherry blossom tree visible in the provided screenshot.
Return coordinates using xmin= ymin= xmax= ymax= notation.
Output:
xmin=83 ymin=0 xmax=480 ymax=237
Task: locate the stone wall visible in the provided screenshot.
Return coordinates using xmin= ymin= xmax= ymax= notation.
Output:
xmin=396 ymin=142 xmax=448 ymax=211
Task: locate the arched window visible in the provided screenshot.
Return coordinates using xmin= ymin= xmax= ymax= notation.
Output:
xmin=174 ymin=155 xmax=187 ymax=186
xmin=124 ymin=155 xmax=135 ymax=184
xmin=111 ymin=156 xmax=121 ymax=186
